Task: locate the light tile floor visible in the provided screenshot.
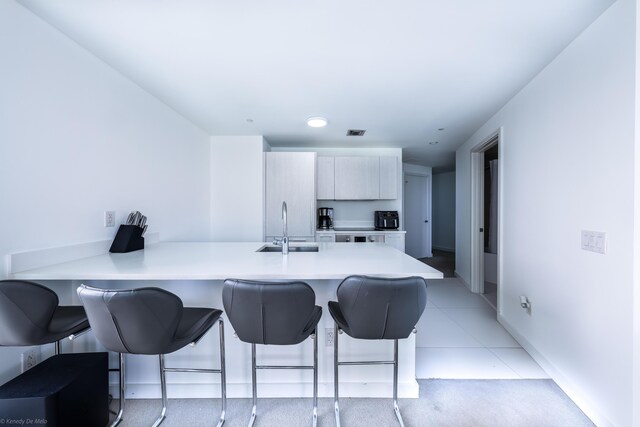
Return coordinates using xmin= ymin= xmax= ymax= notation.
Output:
xmin=415 ymin=277 xmax=548 ymax=380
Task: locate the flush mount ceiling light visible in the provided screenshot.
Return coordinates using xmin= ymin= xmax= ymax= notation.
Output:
xmin=307 ymin=117 xmax=328 ymax=128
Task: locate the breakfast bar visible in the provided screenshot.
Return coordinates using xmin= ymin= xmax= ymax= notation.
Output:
xmin=11 ymin=242 xmax=443 ymax=400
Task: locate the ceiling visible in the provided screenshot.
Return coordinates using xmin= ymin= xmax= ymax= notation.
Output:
xmin=17 ymin=0 xmax=613 ymax=172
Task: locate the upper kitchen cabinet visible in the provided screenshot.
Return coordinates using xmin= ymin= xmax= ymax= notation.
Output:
xmin=379 ymin=156 xmax=398 ymax=199
xmin=334 ymin=156 xmax=380 ymax=200
xmin=317 ymin=156 xmax=335 ymax=200
xmin=265 ymin=152 xmax=316 ymax=239
xmin=323 ymin=155 xmax=398 ymax=200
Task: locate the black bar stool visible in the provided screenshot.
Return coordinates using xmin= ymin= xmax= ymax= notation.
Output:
xmin=77 ymin=284 xmax=227 ymax=427
xmin=0 ymin=280 xmax=90 ymax=354
xmin=222 ymin=279 xmax=322 ymax=427
xmin=328 ymin=275 xmax=427 ymax=427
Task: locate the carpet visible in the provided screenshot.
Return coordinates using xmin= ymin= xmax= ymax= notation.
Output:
xmin=420 ymin=250 xmax=455 ymax=278
xmin=110 ymin=379 xmax=594 ymax=426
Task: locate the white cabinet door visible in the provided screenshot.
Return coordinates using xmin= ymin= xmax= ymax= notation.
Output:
xmin=384 ymin=233 xmax=405 ymax=252
xmin=317 ymin=156 xmax=335 ymax=200
xmin=265 ymin=152 xmax=316 ymax=238
xmin=379 ymin=156 xmax=398 ymax=199
xmin=334 ymin=156 xmax=380 ymax=200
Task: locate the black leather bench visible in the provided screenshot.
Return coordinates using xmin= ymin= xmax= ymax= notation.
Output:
xmin=0 ymin=353 xmax=108 ymax=427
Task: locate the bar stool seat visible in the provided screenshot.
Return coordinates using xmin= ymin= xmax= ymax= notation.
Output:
xmin=77 ymin=284 xmax=227 ymax=427
xmin=329 ymin=275 xmax=427 ymax=427
xmin=223 ymin=278 xmax=322 ymax=427
xmin=0 ymin=280 xmax=90 ymax=353
xmin=167 ymin=307 xmax=222 ymax=353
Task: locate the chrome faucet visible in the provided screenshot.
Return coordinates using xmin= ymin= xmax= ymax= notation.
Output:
xmin=272 ymin=201 xmax=289 ymax=255
xmin=282 ymin=201 xmax=289 ymax=255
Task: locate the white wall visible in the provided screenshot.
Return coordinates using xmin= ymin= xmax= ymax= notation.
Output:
xmin=634 ymin=1 xmax=640 ymax=424
xmin=455 ymin=1 xmax=635 ymax=425
xmin=402 ymin=163 xmax=432 ymax=177
xmin=271 ymin=147 xmax=403 ymax=228
xmin=432 ymin=171 xmax=455 ymax=252
xmin=0 ymin=1 xmax=210 ymax=384
xmin=210 ymin=136 xmax=268 ymax=241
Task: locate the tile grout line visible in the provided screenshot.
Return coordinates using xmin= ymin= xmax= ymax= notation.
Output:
xmin=486 ymin=347 xmax=524 ymax=379
xmin=415 ymin=347 xmax=521 ymax=380
xmin=434 ymin=305 xmax=496 ymax=348
xmin=420 ymin=278 xmax=523 ymax=380
xmin=487 ymin=347 xmax=550 ymax=379
xmin=423 ymin=305 xmax=484 ymax=348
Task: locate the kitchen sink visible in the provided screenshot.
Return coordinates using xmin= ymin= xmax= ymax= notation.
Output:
xmin=257 ymin=245 xmax=319 ymax=253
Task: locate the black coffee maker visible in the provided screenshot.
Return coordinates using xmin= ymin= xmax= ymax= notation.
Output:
xmin=318 ymin=207 xmax=333 ymax=229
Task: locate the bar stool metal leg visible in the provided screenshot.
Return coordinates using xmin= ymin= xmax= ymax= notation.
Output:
xmin=334 ymin=327 xmax=406 ymax=427
xmin=334 ymin=322 xmax=341 ymax=427
xmin=392 ymin=339 xmax=405 ymax=427
xmin=217 ymin=319 xmax=227 ymax=427
xmin=152 ymin=354 xmax=168 ymax=427
xmin=55 ymin=340 xmax=60 ymax=355
xmin=244 ymin=334 xmax=317 ymax=427
xmin=248 ymin=343 xmax=257 ymax=427
xmin=313 ymin=329 xmax=318 ymax=427
xmin=110 ymin=353 xmax=126 ymax=427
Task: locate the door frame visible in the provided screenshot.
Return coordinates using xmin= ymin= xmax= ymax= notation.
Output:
xmin=470 ymin=128 xmax=503 ymax=306
xmin=403 ymin=172 xmax=432 ymax=258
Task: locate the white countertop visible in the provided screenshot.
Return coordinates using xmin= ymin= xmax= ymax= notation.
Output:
xmin=11 ymin=242 xmax=443 ymax=281
xmin=316 ymin=229 xmax=406 ymax=234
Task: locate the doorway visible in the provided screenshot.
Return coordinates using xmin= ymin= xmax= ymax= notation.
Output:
xmin=404 ymin=173 xmax=431 ymax=259
xmin=470 ymin=129 xmax=502 ymax=310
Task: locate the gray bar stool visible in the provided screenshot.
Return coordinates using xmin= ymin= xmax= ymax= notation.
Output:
xmin=328 ymin=275 xmax=427 ymax=427
xmin=77 ymin=284 xmax=227 ymax=427
xmin=222 ymin=279 xmax=322 ymax=427
xmin=0 ymin=280 xmax=90 ymax=354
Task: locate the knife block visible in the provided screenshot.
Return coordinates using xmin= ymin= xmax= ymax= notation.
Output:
xmin=109 ymin=224 xmax=144 ymax=253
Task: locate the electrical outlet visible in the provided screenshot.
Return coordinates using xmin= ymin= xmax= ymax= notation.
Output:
xmin=21 ymin=348 xmax=39 ymax=372
xmin=325 ymin=328 xmax=334 ymax=347
xmin=104 ymin=210 xmax=116 ymax=227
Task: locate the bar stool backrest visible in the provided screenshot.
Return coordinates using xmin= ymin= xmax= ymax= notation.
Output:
xmin=0 ymin=280 xmax=59 ymax=346
xmin=337 ymin=275 xmax=427 ymax=340
xmin=77 ymin=284 xmax=183 ymax=355
xmin=222 ymin=279 xmax=318 ymax=345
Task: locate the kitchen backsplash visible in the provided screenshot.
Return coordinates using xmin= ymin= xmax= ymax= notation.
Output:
xmin=316 ymin=200 xmax=402 ymax=229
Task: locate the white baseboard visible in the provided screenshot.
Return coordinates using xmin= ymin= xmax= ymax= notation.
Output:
xmin=111 ymin=380 xmax=420 ymax=399
xmin=497 ymin=314 xmax=613 ymax=427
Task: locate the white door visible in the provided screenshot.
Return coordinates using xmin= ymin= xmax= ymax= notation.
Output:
xmin=404 ymin=174 xmax=431 ymax=258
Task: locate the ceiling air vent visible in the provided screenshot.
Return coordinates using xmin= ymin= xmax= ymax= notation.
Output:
xmin=347 ymin=129 xmax=366 ymax=136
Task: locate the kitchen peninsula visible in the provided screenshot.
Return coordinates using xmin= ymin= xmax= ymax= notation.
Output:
xmin=11 ymin=242 xmax=442 ymax=400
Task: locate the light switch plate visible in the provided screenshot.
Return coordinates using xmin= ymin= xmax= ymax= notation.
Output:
xmin=581 ymin=230 xmax=606 ymax=254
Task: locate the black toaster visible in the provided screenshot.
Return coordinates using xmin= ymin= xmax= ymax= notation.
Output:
xmin=374 ymin=211 xmax=399 ymax=230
